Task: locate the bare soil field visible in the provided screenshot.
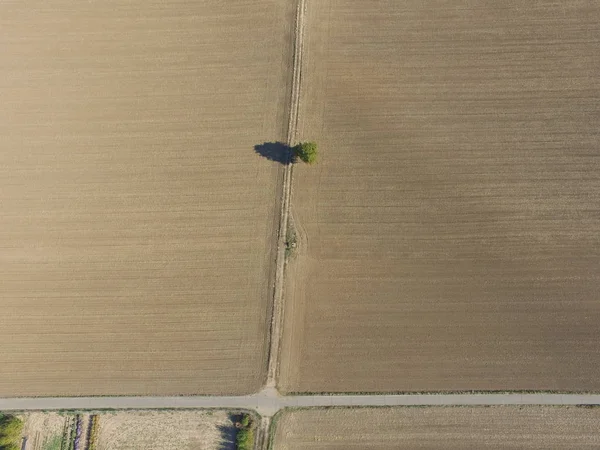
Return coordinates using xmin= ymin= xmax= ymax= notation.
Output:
xmin=272 ymin=407 xmax=600 ymax=449
xmin=0 ymin=0 xmax=294 ymax=395
xmin=280 ymin=0 xmax=600 ymax=392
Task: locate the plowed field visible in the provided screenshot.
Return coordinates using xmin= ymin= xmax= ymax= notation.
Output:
xmin=0 ymin=0 xmax=294 ymax=395
xmin=280 ymin=0 xmax=600 ymax=392
xmin=273 ymin=407 xmax=600 ymax=449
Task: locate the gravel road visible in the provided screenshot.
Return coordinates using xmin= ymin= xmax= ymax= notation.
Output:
xmin=2 ymin=388 xmax=600 ymax=417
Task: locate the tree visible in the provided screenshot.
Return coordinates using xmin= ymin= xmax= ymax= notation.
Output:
xmin=293 ymin=141 xmax=318 ymax=164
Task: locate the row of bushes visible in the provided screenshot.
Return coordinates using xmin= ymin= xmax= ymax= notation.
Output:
xmin=72 ymin=415 xmax=82 ymax=450
xmin=65 ymin=415 xmax=78 ymax=450
xmin=59 ymin=415 xmax=72 ymax=450
xmin=58 ymin=414 xmax=80 ymax=450
xmin=86 ymin=415 xmax=99 ymax=450
xmin=57 ymin=414 xmax=97 ymax=450
xmin=235 ymin=413 xmax=254 ymax=450
xmin=0 ymin=414 xmax=23 ymax=450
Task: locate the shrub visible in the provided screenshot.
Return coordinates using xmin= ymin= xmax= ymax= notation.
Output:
xmin=240 ymin=414 xmax=251 ymax=428
xmin=293 ymin=142 xmax=318 ymax=164
xmin=236 ymin=428 xmax=254 ymax=450
xmin=285 ymin=225 xmax=297 ymax=259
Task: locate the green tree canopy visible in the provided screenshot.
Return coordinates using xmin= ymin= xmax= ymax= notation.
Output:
xmin=293 ymin=141 xmax=318 ymax=164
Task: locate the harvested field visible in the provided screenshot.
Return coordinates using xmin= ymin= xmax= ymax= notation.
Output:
xmin=19 ymin=411 xmax=233 ymax=450
xmin=272 ymin=407 xmax=600 ymax=449
xmin=0 ymin=0 xmax=294 ymax=395
xmin=21 ymin=412 xmax=66 ymax=450
xmin=280 ymin=0 xmax=600 ymax=392
xmin=95 ymin=410 xmax=233 ymax=450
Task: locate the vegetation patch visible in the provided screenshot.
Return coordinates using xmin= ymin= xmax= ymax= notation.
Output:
xmin=59 ymin=415 xmax=77 ymax=450
xmin=267 ymin=410 xmax=284 ymax=450
xmin=58 ymin=416 xmax=70 ymax=450
xmin=66 ymin=416 xmax=76 ymax=450
xmin=234 ymin=413 xmax=254 ymax=450
xmin=285 ymin=220 xmax=298 ymax=259
xmin=0 ymin=414 xmax=23 ymax=450
xmin=43 ymin=435 xmax=63 ymax=450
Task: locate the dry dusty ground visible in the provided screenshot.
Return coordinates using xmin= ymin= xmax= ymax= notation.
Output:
xmin=280 ymin=0 xmax=600 ymax=392
xmin=272 ymin=407 xmax=600 ymax=449
xmin=96 ymin=411 xmax=233 ymax=450
xmin=0 ymin=0 xmax=294 ymax=395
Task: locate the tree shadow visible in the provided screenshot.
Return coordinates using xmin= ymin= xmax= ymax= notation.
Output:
xmin=254 ymin=141 xmax=292 ymax=165
xmin=217 ymin=413 xmax=239 ymax=450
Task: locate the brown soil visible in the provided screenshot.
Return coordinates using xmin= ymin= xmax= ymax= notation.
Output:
xmin=280 ymin=0 xmax=600 ymax=392
xmin=0 ymin=0 xmax=294 ymax=395
xmin=273 ymin=407 xmax=600 ymax=449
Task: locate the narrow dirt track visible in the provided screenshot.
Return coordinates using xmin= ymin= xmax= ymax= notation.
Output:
xmin=265 ymin=0 xmax=306 ymax=388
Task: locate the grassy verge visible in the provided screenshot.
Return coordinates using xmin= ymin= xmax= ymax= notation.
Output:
xmin=282 ymin=389 xmax=594 ymax=395
xmin=267 ymin=410 xmax=284 ymax=450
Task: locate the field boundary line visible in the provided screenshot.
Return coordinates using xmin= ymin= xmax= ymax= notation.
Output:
xmin=265 ymin=0 xmax=306 ymax=389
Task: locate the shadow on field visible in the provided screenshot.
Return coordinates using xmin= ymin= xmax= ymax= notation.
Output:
xmin=217 ymin=413 xmax=238 ymax=450
xmin=254 ymin=141 xmax=292 ymax=165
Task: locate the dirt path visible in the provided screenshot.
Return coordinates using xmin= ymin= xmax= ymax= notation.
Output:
xmin=265 ymin=0 xmax=306 ymax=389
xmin=255 ymin=416 xmax=271 ymax=450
